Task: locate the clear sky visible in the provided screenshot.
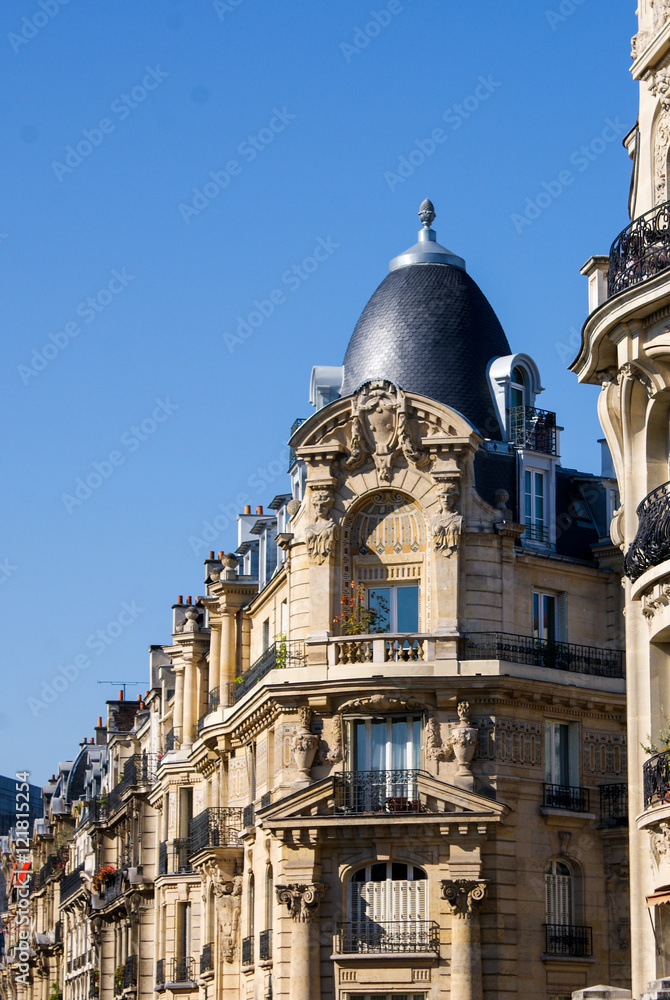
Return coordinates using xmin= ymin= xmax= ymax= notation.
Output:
xmin=2 ymin=0 xmax=639 ymax=783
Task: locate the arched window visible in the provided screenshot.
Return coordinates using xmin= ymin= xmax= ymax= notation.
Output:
xmin=345 ymin=861 xmax=428 ymax=952
xmin=510 ymin=366 xmax=526 ymax=409
xmin=545 ymin=859 xmax=574 ymax=926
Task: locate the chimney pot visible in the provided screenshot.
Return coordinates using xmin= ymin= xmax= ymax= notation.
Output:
xmin=97 ymin=717 xmax=102 ymax=727
xmin=177 ymin=595 xmax=183 ymax=605
xmin=256 ymin=505 xmax=263 ymax=515
xmin=208 ymin=551 xmax=215 ymax=560
xmin=244 ymin=505 xmax=251 ymax=515
xmin=187 ymin=595 xmax=192 ymax=604
xmin=119 ymin=689 xmax=124 ymax=701
xmin=218 ymin=551 xmax=224 ymax=559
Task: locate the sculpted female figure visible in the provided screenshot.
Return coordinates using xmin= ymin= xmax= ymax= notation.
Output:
xmin=432 ymin=483 xmax=462 ymax=556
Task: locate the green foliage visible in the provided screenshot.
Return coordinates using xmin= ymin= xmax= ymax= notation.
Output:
xmin=333 ymin=582 xmax=389 ymax=636
xmin=48 ymin=984 xmax=62 ymax=1000
xmin=641 ymin=707 xmax=670 ymax=755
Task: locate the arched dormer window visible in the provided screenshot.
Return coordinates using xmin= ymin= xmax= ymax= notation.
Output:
xmin=510 ymin=366 xmax=527 ymax=409
xmin=343 ymin=862 xmax=429 ymax=953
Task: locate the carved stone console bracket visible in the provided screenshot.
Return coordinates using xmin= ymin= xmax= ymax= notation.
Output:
xmin=440 ymin=878 xmax=488 ymax=919
xmin=276 ymin=882 xmax=327 ymax=922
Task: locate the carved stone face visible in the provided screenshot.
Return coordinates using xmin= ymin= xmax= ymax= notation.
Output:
xmin=438 ymin=485 xmax=459 ymax=514
xmin=311 ymin=489 xmax=334 ymax=520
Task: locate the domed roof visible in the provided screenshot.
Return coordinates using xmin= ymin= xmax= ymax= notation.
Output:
xmin=341 ymin=201 xmax=511 ymax=438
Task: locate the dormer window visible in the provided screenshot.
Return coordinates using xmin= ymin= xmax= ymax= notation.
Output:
xmin=510 ymin=366 xmax=526 ymax=409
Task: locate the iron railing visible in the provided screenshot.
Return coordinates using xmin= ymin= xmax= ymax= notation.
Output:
xmin=38 ymin=852 xmax=66 ymax=886
xmin=113 ymin=966 xmax=124 ymax=995
xmin=158 ymin=839 xmax=192 ymax=874
xmin=288 ymin=417 xmax=306 ymax=470
xmin=599 ymin=783 xmax=628 ymax=826
xmin=509 ymin=405 xmax=557 ymax=454
xmin=159 ymin=957 xmax=195 ymax=985
xmin=155 ymin=959 xmax=164 ymax=986
xmin=460 ymin=632 xmax=624 ymax=678
xmin=623 ymin=481 xmax=670 ymax=582
xmin=543 ymin=783 xmax=590 ymax=812
xmin=189 ymin=807 xmax=243 ymax=854
xmin=644 ymin=749 xmax=670 ymax=808
xmin=118 ymin=753 xmax=158 ymax=790
xmin=544 ymin=923 xmax=593 ymax=957
xmin=243 ymin=803 xmax=255 ymax=827
xmin=200 ymin=942 xmax=213 ymax=974
xmin=209 ymin=687 xmax=220 ymax=712
xmin=158 ymin=840 xmax=167 ymax=875
xmin=259 ymin=928 xmax=272 ymax=961
xmin=523 ymin=522 xmax=550 ymax=543
xmin=336 ymin=920 xmax=440 ymax=954
xmin=98 ymin=870 xmax=125 ymax=906
xmin=260 ymin=792 xmax=271 ymax=810
xmin=164 ymin=727 xmax=182 ymax=753
xmin=608 ymin=199 xmax=670 ymax=295
xmin=242 ymin=935 xmax=254 ymax=966
xmin=123 ymin=954 xmax=137 ymax=988
xmin=229 ymin=641 xmax=306 ymax=704
xmin=334 ymin=770 xmax=421 ymax=814
xmin=60 ymin=863 xmax=85 ymax=903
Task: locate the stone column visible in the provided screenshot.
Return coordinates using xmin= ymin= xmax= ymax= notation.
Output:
xmin=276 ymin=883 xmax=327 ymax=1000
xmin=441 ymin=879 xmax=488 ymax=1000
xmin=208 ymin=619 xmax=222 ymax=694
xmin=220 ymin=610 xmax=237 ymax=694
xmin=172 ymin=663 xmax=184 ymax=738
xmin=182 ymin=655 xmax=196 ymax=747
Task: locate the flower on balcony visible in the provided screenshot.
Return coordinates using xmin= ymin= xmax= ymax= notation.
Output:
xmin=642 ymin=707 xmax=670 ymax=755
xmin=333 ymin=582 xmax=388 ymax=635
xmin=91 ymin=864 xmax=117 ymax=892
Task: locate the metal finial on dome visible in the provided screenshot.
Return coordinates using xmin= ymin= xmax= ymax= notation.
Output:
xmin=418 ymin=199 xmax=436 ymax=228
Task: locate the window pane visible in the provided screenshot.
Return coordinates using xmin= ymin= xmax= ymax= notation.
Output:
xmin=391 ymin=719 xmax=408 ymax=769
xmin=370 ymin=863 xmax=386 ymax=882
xmin=412 ymin=718 xmax=421 ymax=769
xmin=555 ymin=723 xmax=570 ymax=785
xmin=543 ymin=595 xmax=556 ymax=641
xmin=391 ymin=862 xmax=408 ymax=880
xmin=370 ymin=721 xmax=386 ymax=771
xmin=525 ymin=471 xmax=531 ymax=522
xmin=368 ymin=588 xmax=390 ymax=633
xmin=533 ymin=593 xmax=539 ymax=638
xmin=354 ymin=721 xmax=367 ymax=772
xmin=397 ymin=585 xmax=419 ymax=632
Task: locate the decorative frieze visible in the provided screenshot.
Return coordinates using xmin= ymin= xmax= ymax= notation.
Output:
xmin=583 ymin=731 xmax=627 ymax=776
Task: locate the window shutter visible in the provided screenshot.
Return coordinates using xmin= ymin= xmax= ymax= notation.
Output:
xmin=557 ymin=593 xmax=568 ymax=642
xmin=544 ymin=721 xmax=552 ymax=783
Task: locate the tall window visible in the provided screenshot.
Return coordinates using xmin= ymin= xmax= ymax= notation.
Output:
xmin=525 ymin=469 xmax=547 ymax=542
xmin=545 ymin=859 xmax=574 ymax=926
xmin=545 ymin=721 xmax=579 ymax=787
xmin=265 ymin=865 xmax=273 ymax=931
xmin=510 ymin=366 xmax=526 ymax=408
xmin=367 ymin=584 xmax=419 ymax=633
xmin=248 ymin=873 xmax=255 ymax=937
xmin=349 ymin=862 xmax=427 ymax=925
xmin=533 ymin=591 xmax=566 ymax=641
xmin=354 ymin=717 xmax=421 ymax=771
xmin=178 ymin=902 xmax=191 ymax=957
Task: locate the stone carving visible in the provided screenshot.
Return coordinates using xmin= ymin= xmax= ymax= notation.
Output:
xmin=291 ymin=706 xmax=320 ymax=779
xmin=494 ymin=488 xmax=513 ymax=521
xmin=286 ymin=498 xmax=301 ymax=519
xmin=304 ymin=486 xmax=339 ymax=564
xmin=647 ymin=67 xmax=670 ymax=108
xmin=203 ymin=861 xmax=243 ymax=963
xmin=431 ymin=482 xmax=463 ymax=556
xmin=448 ymin=702 xmax=478 ymax=787
xmin=343 ymin=380 xmax=430 ymax=482
xmin=618 ymin=362 xmax=654 ymax=398
xmin=655 ymin=109 xmax=670 ymax=205
xmin=276 ymin=882 xmax=327 ymax=922
xmin=124 ymin=891 xmax=142 ymax=925
xmin=583 ymin=732 xmax=627 ymax=776
xmin=322 ymin=713 xmax=344 ymax=765
xmin=440 ymin=879 xmax=488 ymax=919
xmin=650 ymin=821 xmax=670 ymax=871
xmin=339 ymin=693 xmax=426 ymax=714
xmin=426 ymin=713 xmax=450 ymax=762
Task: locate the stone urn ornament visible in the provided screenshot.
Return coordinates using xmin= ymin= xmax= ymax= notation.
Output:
xmin=291 ymin=706 xmax=319 ymax=787
xmin=450 ymin=701 xmax=478 ymax=790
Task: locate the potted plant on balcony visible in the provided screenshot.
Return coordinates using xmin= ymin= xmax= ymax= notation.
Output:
xmin=91 ymin=863 xmax=116 ymax=893
xmin=333 ymin=582 xmax=388 ymax=635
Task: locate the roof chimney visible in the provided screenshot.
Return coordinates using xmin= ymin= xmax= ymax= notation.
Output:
xmin=256 ymin=505 xmax=263 ymax=515
xmin=244 ymin=505 xmax=251 ymax=515
xmin=177 ymin=595 xmax=183 ymax=605
xmin=118 ymin=689 xmax=124 ymax=701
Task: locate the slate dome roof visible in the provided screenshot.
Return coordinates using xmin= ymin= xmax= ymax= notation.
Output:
xmin=341 ymin=201 xmax=511 ymax=439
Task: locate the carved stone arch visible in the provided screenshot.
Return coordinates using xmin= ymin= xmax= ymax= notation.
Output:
xmin=340 ymin=489 xmax=431 ymax=630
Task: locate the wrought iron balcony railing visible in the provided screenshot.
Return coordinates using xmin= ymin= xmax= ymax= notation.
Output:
xmin=543 ymin=783 xmax=590 ymax=812
xmin=123 ymin=954 xmax=137 ymax=988
xmin=197 ymin=688 xmax=221 ymax=733
xmin=200 ymin=942 xmax=213 ymax=974
xmin=599 ymin=783 xmax=628 ymax=826
xmin=189 ymin=807 xmax=243 ymax=854
xmin=544 ymin=923 xmax=593 ymax=957
xmin=158 ymin=838 xmax=192 ymax=875
xmin=229 ymin=641 xmax=306 ymax=705
xmin=155 ymin=959 xmax=164 ymax=986
xmin=97 ymin=870 xmax=125 ymax=906
xmin=259 ymin=928 xmax=272 ymax=961
xmin=60 ymin=863 xmax=85 ymax=903
xmin=623 ymin=480 xmax=670 ymax=582
xmin=38 ymin=852 xmax=66 ymax=887
xmin=113 ymin=965 xmax=124 ymax=995
xmin=644 ymin=748 xmax=670 ymax=808
xmin=243 ymin=803 xmax=255 ymax=828
xmin=509 ymin=405 xmax=557 ymax=455
xmin=336 ymin=920 xmax=440 ymax=954
xmin=460 ymin=632 xmax=624 ymax=678
xmin=164 ymin=727 xmax=182 ymax=753
xmin=608 ymin=199 xmax=670 ymax=296
xmin=118 ymin=753 xmax=158 ymax=790
xmin=157 ymin=957 xmax=195 ymax=985
xmin=523 ymin=522 xmax=550 ymax=544
xmin=242 ymin=935 xmax=254 ymax=966
xmin=288 ymin=417 xmax=306 ymax=470
xmin=334 ymin=770 xmax=421 ymax=814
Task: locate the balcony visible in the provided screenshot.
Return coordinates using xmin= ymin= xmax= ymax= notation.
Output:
xmin=242 ymin=935 xmax=254 ymax=966
xmin=60 ymin=863 xmax=85 ymax=903
xmin=96 ymin=870 xmax=125 ymax=907
xmin=156 ymin=957 xmax=195 ymax=988
xmin=164 ymin=727 xmax=182 ymax=753
xmin=331 ymin=635 xmax=427 ymax=665
xmin=509 ymin=405 xmax=557 ymax=455
xmin=544 ymin=923 xmax=593 ymax=958
xmin=118 ymin=754 xmax=158 ymax=791
xmin=158 ymin=839 xmax=192 ymax=875
xmin=336 ymin=920 xmax=440 ymax=954
xmin=37 ymin=851 xmax=66 ymax=887
xmin=259 ymin=929 xmax=272 ymax=962
xmin=189 ymin=807 xmax=243 ymax=854
xmin=229 ymin=640 xmax=306 ymax=704
xmin=334 ymin=770 xmax=421 ymax=814
xmin=243 ymin=803 xmax=255 ymax=828
xmin=543 ymin=783 xmax=590 ymax=813
xmin=644 ymin=749 xmax=670 ymax=808
xmin=197 ymin=689 xmax=220 ymax=733
xmin=608 ymin=199 xmax=670 ymax=296
xmin=460 ymin=632 xmax=624 ymax=678
xmin=623 ymin=480 xmax=670 ymax=582
xmin=123 ymin=954 xmax=137 ymax=988
xmin=200 ymin=943 xmax=213 ymax=974
xmin=599 ymin=783 xmax=628 ymax=826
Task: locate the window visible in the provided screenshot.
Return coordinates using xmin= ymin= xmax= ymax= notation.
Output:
xmin=367 ymin=584 xmax=419 ymax=632
xmin=545 ymin=859 xmax=574 ymax=926
xmin=524 ymin=469 xmax=547 ymax=542
xmin=510 ymin=365 xmax=526 ymax=408
xmin=349 ymin=862 xmax=427 ymax=926
xmin=177 ymin=902 xmax=191 ymax=957
xmin=343 ymin=995 xmax=427 ymax=1000
xmin=262 ymin=619 xmax=270 ymax=650
xmin=353 ymin=717 xmax=421 ymax=771
xmin=544 ymin=721 xmax=579 ymax=787
xmin=533 ymin=591 xmax=566 ymax=642
xmin=248 ymin=872 xmax=255 ymax=937
xmin=265 ymin=865 xmax=273 ymax=930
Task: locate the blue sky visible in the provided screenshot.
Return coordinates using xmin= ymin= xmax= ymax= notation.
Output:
xmin=2 ymin=0 xmax=639 ymax=783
